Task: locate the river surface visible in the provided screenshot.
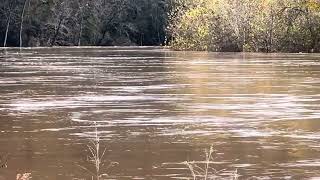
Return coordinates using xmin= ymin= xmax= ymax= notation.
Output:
xmin=0 ymin=47 xmax=320 ymax=180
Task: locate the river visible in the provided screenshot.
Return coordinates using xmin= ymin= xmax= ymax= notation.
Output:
xmin=0 ymin=47 xmax=320 ymax=179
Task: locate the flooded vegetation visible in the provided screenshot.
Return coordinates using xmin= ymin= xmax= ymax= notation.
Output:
xmin=1 ymin=47 xmax=320 ymax=179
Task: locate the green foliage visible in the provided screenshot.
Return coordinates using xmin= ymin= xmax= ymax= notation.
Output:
xmin=168 ymin=0 xmax=320 ymax=52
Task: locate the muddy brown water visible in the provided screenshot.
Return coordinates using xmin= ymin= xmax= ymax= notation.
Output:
xmin=0 ymin=47 xmax=320 ymax=180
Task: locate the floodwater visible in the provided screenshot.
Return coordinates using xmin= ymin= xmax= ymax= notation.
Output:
xmin=0 ymin=47 xmax=320 ymax=180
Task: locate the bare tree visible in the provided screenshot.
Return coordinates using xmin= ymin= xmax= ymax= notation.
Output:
xmin=49 ymin=0 xmax=73 ymax=46
xmin=93 ymin=0 xmax=127 ymax=45
xmin=2 ymin=0 xmax=15 ymax=47
xmin=77 ymin=0 xmax=83 ymax=46
xmin=3 ymin=12 xmax=12 ymax=47
xmin=19 ymin=0 xmax=29 ymax=48
xmin=76 ymin=0 xmax=89 ymax=46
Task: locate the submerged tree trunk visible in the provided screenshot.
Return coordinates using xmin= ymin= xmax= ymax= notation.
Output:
xmin=19 ymin=0 xmax=28 ymax=48
xmin=78 ymin=20 xmax=83 ymax=46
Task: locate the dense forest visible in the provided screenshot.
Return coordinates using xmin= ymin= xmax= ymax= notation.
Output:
xmin=1 ymin=0 xmax=320 ymax=52
xmin=0 ymin=0 xmax=169 ymax=47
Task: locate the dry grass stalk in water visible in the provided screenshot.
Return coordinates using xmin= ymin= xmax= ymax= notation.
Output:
xmin=0 ymin=154 xmax=8 ymax=169
xmin=16 ymin=173 xmax=32 ymax=180
xmin=78 ymin=122 xmax=118 ymax=180
xmin=184 ymin=145 xmax=239 ymax=180
xmin=1 ymin=154 xmax=32 ymax=180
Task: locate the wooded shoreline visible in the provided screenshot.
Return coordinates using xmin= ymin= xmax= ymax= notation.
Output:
xmin=1 ymin=0 xmax=319 ymax=53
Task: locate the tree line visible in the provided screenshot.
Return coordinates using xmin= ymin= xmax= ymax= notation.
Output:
xmin=168 ymin=0 xmax=320 ymax=52
xmin=0 ymin=0 xmax=168 ymax=47
xmin=1 ymin=0 xmax=320 ymax=53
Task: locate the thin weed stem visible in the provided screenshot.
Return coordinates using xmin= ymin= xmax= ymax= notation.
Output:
xmin=79 ymin=121 xmax=117 ymax=180
xmin=184 ymin=145 xmax=239 ymax=180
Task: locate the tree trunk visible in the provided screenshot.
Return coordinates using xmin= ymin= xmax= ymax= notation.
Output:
xmin=3 ymin=12 xmax=12 ymax=47
xmin=51 ymin=17 xmax=63 ymax=46
xmin=78 ymin=13 xmax=83 ymax=46
xmin=268 ymin=9 xmax=274 ymax=53
xmin=19 ymin=0 xmax=28 ymax=48
xmin=305 ymin=8 xmax=317 ymax=52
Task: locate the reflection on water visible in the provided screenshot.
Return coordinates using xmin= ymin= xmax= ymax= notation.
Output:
xmin=1 ymin=47 xmax=320 ymax=179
